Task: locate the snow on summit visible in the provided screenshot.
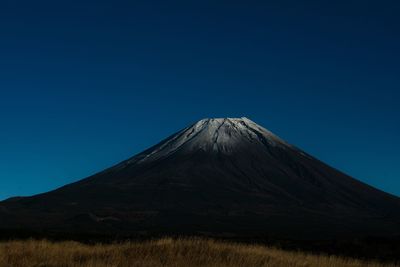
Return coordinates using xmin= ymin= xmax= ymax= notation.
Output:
xmin=129 ymin=117 xmax=291 ymax=165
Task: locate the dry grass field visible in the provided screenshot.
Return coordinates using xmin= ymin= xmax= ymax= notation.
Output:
xmin=0 ymin=238 xmax=398 ymax=267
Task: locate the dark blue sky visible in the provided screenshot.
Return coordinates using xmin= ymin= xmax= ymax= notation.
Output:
xmin=0 ymin=0 xmax=399 ymax=200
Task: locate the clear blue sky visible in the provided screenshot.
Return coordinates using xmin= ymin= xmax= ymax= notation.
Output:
xmin=0 ymin=0 xmax=399 ymax=200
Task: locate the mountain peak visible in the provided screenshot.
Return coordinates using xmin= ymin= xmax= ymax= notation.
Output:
xmin=190 ymin=116 xmax=288 ymax=147
xmin=125 ymin=117 xmax=289 ymax=166
xmin=194 ymin=117 xmax=256 ymax=128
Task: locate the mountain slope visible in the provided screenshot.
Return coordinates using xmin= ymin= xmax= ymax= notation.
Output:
xmin=1 ymin=117 xmax=399 ymax=240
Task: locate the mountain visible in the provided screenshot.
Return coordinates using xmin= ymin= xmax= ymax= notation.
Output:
xmin=1 ymin=117 xmax=399 ymax=240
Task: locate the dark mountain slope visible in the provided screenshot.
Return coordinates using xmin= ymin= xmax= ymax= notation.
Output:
xmin=1 ymin=118 xmax=399 ymax=240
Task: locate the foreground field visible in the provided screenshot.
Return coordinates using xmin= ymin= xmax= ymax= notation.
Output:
xmin=0 ymin=238 xmax=398 ymax=267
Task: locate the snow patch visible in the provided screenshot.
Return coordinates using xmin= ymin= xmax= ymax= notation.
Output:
xmin=128 ymin=117 xmax=292 ymax=164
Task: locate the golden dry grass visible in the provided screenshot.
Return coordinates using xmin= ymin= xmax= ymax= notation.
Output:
xmin=0 ymin=238 xmax=398 ymax=267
